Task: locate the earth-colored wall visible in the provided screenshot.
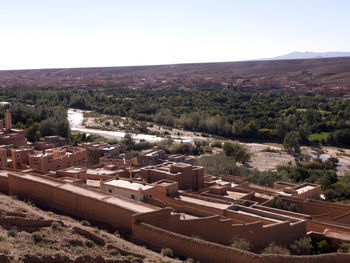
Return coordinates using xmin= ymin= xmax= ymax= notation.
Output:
xmin=133 ymin=209 xmax=305 ymax=249
xmin=132 ymin=220 xmax=350 ymax=263
xmin=7 ymin=173 xmax=135 ymax=231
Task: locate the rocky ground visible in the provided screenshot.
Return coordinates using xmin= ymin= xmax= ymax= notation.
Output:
xmin=0 ymin=193 xmax=180 ymax=263
xmin=243 ymin=143 xmax=295 ymax=171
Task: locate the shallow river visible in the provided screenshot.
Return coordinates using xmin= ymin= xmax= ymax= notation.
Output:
xmin=67 ymin=109 xmax=193 ymax=143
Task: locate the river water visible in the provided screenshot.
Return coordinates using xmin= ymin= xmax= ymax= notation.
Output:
xmin=67 ymin=109 xmax=193 ymax=143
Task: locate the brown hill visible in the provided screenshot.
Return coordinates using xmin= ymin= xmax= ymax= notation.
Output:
xmin=0 ymin=57 xmax=349 ymax=87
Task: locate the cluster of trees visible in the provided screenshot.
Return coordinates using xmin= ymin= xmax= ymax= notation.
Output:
xmin=197 ymin=148 xmax=347 ymax=202
xmin=0 ymin=103 xmax=70 ymax=142
xmin=2 ymin=86 xmax=350 ymax=147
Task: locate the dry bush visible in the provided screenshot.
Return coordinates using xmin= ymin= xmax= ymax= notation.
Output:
xmin=262 ymin=242 xmax=290 ymax=255
xmin=231 ymin=238 xmax=251 ymax=251
xmin=160 ymin=248 xmax=174 ymax=258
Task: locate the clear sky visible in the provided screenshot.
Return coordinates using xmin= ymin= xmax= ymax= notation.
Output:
xmin=0 ymin=0 xmax=349 ymax=70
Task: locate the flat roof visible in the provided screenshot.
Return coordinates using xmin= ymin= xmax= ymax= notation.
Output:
xmin=226 ymin=190 xmax=248 ymax=200
xmin=178 ymin=195 xmax=231 ymax=210
xmin=158 ymin=181 xmax=177 ymax=187
xmin=104 ymin=179 xmax=154 ymax=191
xmin=60 ymin=167 xmax=86 ymax=173
xmin=86 ymin=168 xmax=119 ymax=175
xmin=296 ymin=185 xmax=315 ymax=194
xmin=86 ymin=180 xmax=100 ymax=188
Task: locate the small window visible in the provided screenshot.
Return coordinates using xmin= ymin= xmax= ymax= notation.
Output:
xmin=131 ymin=194 xmax=135 ymax=200
xmin=149 ymin=194 xmax=152 ymax=198
xmin=108 ymin=189 xmax=112 ymax=193
xmin=16 ymin=154 xmax=20 ymax=158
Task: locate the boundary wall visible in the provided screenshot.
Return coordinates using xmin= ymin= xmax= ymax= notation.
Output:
xmin=7 ymin=172 xmax=157 ymax=232
xmin=1 ymin=172 xmax=350 ymax=262
xmin=131 ymin=218 xmax=350 ymax=263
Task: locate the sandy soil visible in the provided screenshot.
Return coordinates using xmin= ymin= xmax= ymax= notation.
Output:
xmin=243 ymin=143 xmax=295 ymax=171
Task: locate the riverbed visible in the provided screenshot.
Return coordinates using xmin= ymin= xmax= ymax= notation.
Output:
xmin=67 ymin=109 xmax=194 ymax=142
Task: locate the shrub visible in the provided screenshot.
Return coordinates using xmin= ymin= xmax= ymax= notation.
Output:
xmin=231 ymin=238 xmax=251 ymax=251
xmin=196 ymin=154 xmax=238 ymax=177
xmin=261 ymin=242 xmax=290 ymax=255
xmin=81 ymin=220 xmax=91 ymax=226
xmin=290 ymin=237 xmax=313 ymax=255
xmin=261 ymin=147 xmax=279 ymax=153
xmin=0 ymin=236 xmax=6 ymax=242
xmin=338 ymin=242 xmax=350 ymax=253
xmin=211 ymin=141 xmax=222 ymax=148
xmin=7 ymin=228 xmax=17 ymax=238
xmin=85 ymin=239 xmax=95 ymax=248
xmin=160 ymin=248 xmax=174 ymax=258
xmin=202 ymin=145 xmax=213 ymax=153
xmin=32 ymin=232 xmax=43 ymax=243
xmin=270 ymin=197 xmax=300 ymax=213
xmin=223 ymin=142 xmax=250 ymax=163
xmin=317 ymin=240 xmax=330 ymax=254
xmin=68 ymin=239 xmax=84 ymax=247
xmin=110 ymin=249 xmax=120 ymax=257
xmin=170 ymin=142 xmax=202 ymax=156
xmin=51 ymin=222 xmax=62 ymax=231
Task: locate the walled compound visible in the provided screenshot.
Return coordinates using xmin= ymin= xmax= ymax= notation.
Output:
xmin=0 ymin=111 xmax=350 ymax=262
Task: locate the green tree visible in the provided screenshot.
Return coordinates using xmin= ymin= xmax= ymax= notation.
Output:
xmin=196 ymin=154 xmax=237 ymax=177
xmin=223 ymin=142 xmax=250 ymax=163
xmin=283 ymin=131 xmax=301 ymax=153
xmin=26 ymin=122 xmax=41 ymax=142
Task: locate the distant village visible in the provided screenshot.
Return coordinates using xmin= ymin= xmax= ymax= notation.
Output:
xmin=0 ymin=110 xmax=350 ymax=262
xmin=1 ymin=69 xmax=349 ymax=97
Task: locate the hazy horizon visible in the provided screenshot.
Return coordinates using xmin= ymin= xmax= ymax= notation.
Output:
xmin=1 ymin=0 xmax=350 ymax=70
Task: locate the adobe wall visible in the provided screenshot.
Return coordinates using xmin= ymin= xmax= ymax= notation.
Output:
xmin=133 ymin=209 xmax=299 ymax=248
xmin=269 ymin=196 xmax=350 ymax=220
xmin=132 ymin=220 xmax=255 ymax=262
xmin=154 ymin=192 xmax=280 ymax=226
xmin=332 ymin=212 xmax=350 ymax=224
xmin=132 ymin=220 xmax=350 ymax=263
xmin=297 ymin=185 xmax=321 ymax=199
xmin=0 ymin=173 xmax=8 ymax=193
xmin=29 ymin=148 xmax=87 ymax=172
xmin=253 ymin=204 xmax=310 ymax=219
xmin=7 ymin=173 xmax=135 ymax=231
xmin=0 ymin=131 xmax=26 ymax=148
xmin=144 ymin=195 xmax=219 ymax=218
xmin=132 ymin=220 xmax=261 ymax=263
xmin=306 ymin=219 xmax=350 ymax=234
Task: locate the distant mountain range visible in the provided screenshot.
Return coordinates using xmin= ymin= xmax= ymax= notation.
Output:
xmin=264 ymin=51 xmax=350 ymax=60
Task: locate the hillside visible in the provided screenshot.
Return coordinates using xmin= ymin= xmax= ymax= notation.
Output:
xmin=0 ymin=192 xmax=178 ymax=263
xmin=0 ymin=57 xmax=349 ymax=89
